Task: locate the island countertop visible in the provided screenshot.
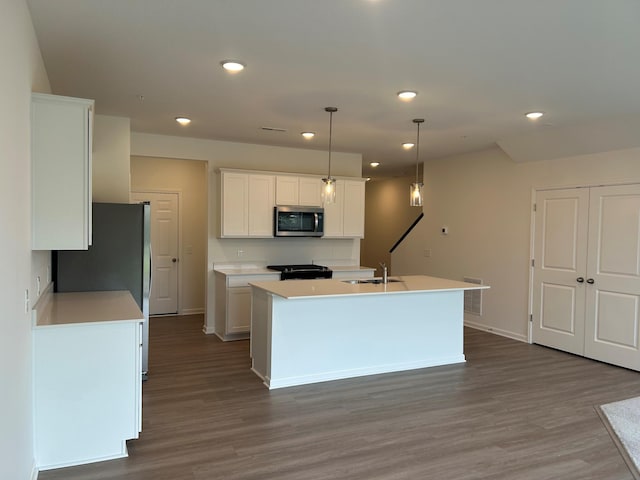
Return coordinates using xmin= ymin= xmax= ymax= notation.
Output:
xmin=249 ymin=274 xmax=489 ymax=299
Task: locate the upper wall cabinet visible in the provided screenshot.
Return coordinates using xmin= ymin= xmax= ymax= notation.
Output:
xmin=324 ymin=179 xmax=366 ymax=238
xmin=275 ymin=175 xmax=323 ymax=207
xmin=31 ymin=93 xmax=94 ymax=250
xmin=220 ymin=170 xmax=275 ymax=237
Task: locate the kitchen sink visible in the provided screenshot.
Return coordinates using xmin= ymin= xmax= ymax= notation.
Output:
xmin=341 ymin=278 xmax=402 ymax=284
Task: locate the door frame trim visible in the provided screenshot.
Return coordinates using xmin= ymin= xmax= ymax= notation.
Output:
xmin=131 ymin=189 xmax=183 ymax=315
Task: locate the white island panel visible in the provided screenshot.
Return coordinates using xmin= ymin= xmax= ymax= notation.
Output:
xmin=251 ymin=280 xmax=468 ymax=389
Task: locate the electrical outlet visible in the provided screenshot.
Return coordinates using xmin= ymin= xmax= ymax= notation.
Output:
xmin=237 ymin=249 xmax=244 ymax=257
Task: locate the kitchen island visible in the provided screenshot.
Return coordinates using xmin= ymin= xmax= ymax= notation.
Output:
xmin=249 ymin=275 xmax=489 ymax=389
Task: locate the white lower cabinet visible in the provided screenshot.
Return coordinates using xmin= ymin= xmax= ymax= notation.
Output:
xmin=34 ymin=319 xmax=142 ymax=469
xmin=227 ymin=287 xmax=252 ymax=334
xmin=215 ymin=271 xmax=280 ymax=340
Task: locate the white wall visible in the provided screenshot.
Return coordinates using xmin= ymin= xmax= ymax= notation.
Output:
xmin=131 ymin=132 xmax=363 ymax=333
xmin=392 ymin=146 xmax=640 ymax=341
xmin=0 ymin=1 xmax=50 ymax=479
xmin=93 ymin=114 xmax=131 ymax=203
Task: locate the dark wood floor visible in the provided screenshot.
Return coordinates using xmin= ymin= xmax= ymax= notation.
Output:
xmin=39 ymin=315 xmax=639 ymax=480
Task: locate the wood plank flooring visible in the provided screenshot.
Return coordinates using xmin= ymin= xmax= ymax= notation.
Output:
xmin=39 ymin=315 xmax=640 ymax=480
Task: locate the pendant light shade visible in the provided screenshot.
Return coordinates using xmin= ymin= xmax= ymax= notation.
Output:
xmin=410 ymin=118 xmax=425 ymax=207
xmin=322 ymin=107 xmax=338 ymax=205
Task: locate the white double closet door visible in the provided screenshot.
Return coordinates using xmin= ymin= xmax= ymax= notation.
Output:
xmin=532 ymin=184 xmax=640 ymax=371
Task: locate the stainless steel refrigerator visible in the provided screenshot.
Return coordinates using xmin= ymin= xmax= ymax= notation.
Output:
xmin=54 ymin=202 xmax=151 ymax=376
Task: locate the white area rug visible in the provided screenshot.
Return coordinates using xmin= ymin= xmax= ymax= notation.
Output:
xmin=598 ymin=396 xmax=640 ymax=480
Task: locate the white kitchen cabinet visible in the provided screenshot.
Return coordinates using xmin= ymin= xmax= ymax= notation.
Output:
xmin=220 ymin=170 xmax=274 ymax=237
xmin=227 ymin=287 xmax=252 ymax=334
xmin=33 ymin=291 xmax=143 ymax=470
xmin=276 ymin=175 xmax=299 ymax=205
xmin=343 ymin=179 xmax=366 ymax=237
xmin=299 ymin=176 xmax=323 ymax=206
xmin=248 ymin=174 xmax=275 ymax=236
xmin=214 ymin=270 xmax=280 ymax=340
xmin=31 ymin=93 xmax=94 ymax=250
xmin=324 ymin=179 xmax=366 ymax=238
xmin=275 ymin=175 xmax=323 ymax=206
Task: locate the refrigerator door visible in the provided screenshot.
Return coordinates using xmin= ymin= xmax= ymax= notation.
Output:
xmin=55 ymin=202 xmax=151 ymax=374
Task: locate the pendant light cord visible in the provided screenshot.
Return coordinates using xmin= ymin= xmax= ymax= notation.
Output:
xmin=325 ymin=107 xmax=337 ymax=179
xmin=413 ymin=118 xmax=424 ymax=184
xmin=415 ymin=121 xmax=420 ymax=183
xmin=328 ymin=110 xmax=333 ymax=179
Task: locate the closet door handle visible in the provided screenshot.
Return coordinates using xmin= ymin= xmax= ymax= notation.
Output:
xmin=586 ymin=278 xmax=595 ymax=284
xmin=576 ymin=277 xmax=584 ymax=283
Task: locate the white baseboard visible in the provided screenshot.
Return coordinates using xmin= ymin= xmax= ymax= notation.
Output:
xmin=180 ymin=307 xmax=204 ymax=315
xmin=203 ymin=325 xmax=217 ymax=335
xmin=265 ymin=355 xmax=466 ymax=390
xmin=464 ymin=320 xmax=528 ymax=343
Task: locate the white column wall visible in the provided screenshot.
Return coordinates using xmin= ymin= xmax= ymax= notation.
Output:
xmin=0 ymin=1 xmax=51 ymax=479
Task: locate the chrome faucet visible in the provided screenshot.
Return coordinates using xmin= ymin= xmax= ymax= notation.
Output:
xmin=379 ymin=262 xmax=388 ymax=284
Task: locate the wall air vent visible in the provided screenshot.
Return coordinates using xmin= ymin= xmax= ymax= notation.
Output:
xmin=261 ymin=126 xmax=287 ymax=132
xmin=463 ymin=277 xmax=483 ymax=316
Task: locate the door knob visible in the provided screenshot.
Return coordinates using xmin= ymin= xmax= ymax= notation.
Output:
xmin=586 ymin=278 xmax=595 ymax=284
xmin=172 ymin=258 xmax=177 ymax=263
xmin=576 ymin=277 xmax=584 ymax=283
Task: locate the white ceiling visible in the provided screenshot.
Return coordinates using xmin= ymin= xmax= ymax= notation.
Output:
xmin=26 ymin=0 xmax=640 ymax=177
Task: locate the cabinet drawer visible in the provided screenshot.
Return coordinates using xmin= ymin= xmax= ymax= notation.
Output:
xmin=227 ymin=274 xmax=280 ymax=288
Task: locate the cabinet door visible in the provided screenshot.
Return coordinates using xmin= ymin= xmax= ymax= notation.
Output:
xmin=343 ymin=180 xmax=365 ymax=237
xmin=32 ymin=93 xmax=93 ymax=250
xmin=276 ymin=176 xmax=299 ymax=205
xmin=323 ymin=181 xmax=345 ymax=237
xmin=299 ymin=177 xmax=323 ymax=206
xmin=248 ymin=174 xmax=275 ymax=236
xmin=227 ymin=287 xmax=252 ymax=334
xmin=221 ymin=172 xmax=249 ymax=237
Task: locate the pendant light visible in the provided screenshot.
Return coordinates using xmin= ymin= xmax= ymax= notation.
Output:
xmin=322 ymin=107 xmax=338 ymax=205
xmin=410 ymin=118 xmax=425 ymax=207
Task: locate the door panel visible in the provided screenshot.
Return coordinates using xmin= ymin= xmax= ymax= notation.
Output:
xmin=132 ymin=192 xmax=179 ymax=315
xmin=532 ymin=189 xmax=589 ymax=355
xmin=584 ymin=184 xmax=640 ymax=369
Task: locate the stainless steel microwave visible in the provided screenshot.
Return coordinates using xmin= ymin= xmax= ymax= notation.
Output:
xmin=274 ymin=205 xmax=324 ymax=237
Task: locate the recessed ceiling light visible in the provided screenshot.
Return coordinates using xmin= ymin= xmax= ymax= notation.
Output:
xmin=175 ymin=117 xmax=191 ymax=126
xmin=370 ymin=162 xmax=380 ymax=167
xmin=402 ymin=142 xmax=415 ymax=149
xmin=301 ymin=132 xmax=315 ymax=139
xmin=221 ymin=60 xmax=245 ymax=72
xmin=397 ymin=90 xmax=417 ymax=101
xmin=525 ymin=111 xmax=544 ymax=120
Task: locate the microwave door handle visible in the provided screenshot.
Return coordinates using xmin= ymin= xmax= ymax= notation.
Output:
xmin=314 ymin=213 xmax=319 ymax=232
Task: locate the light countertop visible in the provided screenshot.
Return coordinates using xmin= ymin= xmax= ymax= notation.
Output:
xmin=33 ymin=290 xmax=144 ymax=327
xmin=249 ymin=275 xmax=489 ymax=299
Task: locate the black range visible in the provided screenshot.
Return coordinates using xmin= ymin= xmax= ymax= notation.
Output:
xmin=266 ymin=264 xmax=333 ymax=280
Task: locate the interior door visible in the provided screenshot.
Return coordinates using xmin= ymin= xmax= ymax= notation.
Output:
xmin=532 ymin=188 xmax=590 ymax=355
xmin=131 ymin=192 xmax=179 ymax=315
xmin=584 ymin=184 xmax=640 ymax=370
